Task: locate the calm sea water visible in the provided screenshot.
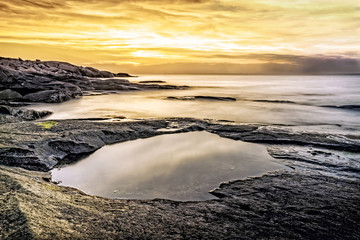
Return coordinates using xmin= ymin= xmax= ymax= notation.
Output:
xmin=31 ymin=75 xmax=360 ymax=133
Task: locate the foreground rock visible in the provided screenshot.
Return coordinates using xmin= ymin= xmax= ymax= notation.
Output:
xmin=0 ymin=166 xmax=358 ymax=239
xmin=0 ymin=57 xmax=187 ymax=104
xmin=0 ymin=117 xmax=359 ymax=239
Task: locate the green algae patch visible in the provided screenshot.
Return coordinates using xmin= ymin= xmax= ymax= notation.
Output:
xmin=38 ymin=121 xmax=58 ymax=129
xmin=43 ymin=184 xmax=61 ymax=191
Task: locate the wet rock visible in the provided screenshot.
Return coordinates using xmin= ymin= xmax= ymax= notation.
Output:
xmin=194 ymin=96 xmax=236 ymax=101
xmin=48 ymin=140 xmax=101 ymax=162
xmin=139 ymin=80 xmax=166 ymax=83
xmin=0 ymin=101 xmax=33 ymax=107
xmin=0 ymin=105 xmax=52 ymax=122
xmin=137 ymin=83 xmax=188 ymax=90
xmin=167 ymin=96 xmax=236 ymax=101
xmin=0 ymin=119 xmax=167 ymax=170
xmin=267 ymin=145 xmax=360 ymax=179
xmin=211 ymin=124 xmax=360 ymax=152
xmin=253 ymin=99 xmax=295 ymax=104
xmin=90 ymin=78 xmax=187 ymax=91
xmin=12 ymin=108 xmax=52 ymax=121
xmin=90 ymin=79 xmax=137 ymax=91
xmin=23 ymin=89 xmax=81 ymax=103
xmin=0 ymin=118 xmax=359 ymax=171
xmin=321 ymin=105 xmax=360 ymax=111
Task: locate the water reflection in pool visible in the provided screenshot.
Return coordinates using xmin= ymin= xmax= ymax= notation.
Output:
xmin=51 ymin=131 xmax=286 ymax=201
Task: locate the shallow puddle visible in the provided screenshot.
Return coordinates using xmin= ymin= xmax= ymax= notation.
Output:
xmin=51 ymin=131 xmax=286 ymax=201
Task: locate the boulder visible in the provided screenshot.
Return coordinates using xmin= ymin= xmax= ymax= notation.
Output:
xmin=12 ymin=108 xmax=52 ymax=121
xmin=0 ymin=105 xmax=52 ymax=122
xmin=23 ymin=90 xmax=59 ymax=102
xmin=0 ymin=89 xmax=22 ymax=100
xmin=0 ymin=105 xmax=11 ymax=114
xmin=23 ymin=90 xmax=81 ymax=103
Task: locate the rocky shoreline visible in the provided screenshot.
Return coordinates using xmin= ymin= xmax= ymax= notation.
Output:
xmin=1 ymin=117 xmax=359 ymax=172
xmin=0 ymin=58 xmax=359 ymax=239
xmin=1 ymin=166 xmax=359 ymax=239
xmin=0 ymin=57 xmax=187 ymax=105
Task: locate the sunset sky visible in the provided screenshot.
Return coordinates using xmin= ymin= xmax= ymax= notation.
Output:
xmin=1 ymin=0 xmax=359 ymax=74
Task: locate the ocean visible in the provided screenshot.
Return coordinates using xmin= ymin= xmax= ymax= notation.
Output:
xmin=30 ymin=75 xmax=360 ymax=133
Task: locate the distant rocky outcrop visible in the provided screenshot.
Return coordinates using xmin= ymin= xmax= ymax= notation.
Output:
xmin=321 ymin=105 xmax=360 ymax=112
xmin=138 ymin=80 xmax=166 ymax=83
xmin=167 ymin=96 xmax=237 ymax=101
xmin=115 ymin=72 xmax=136 ymax=77
xmin=253 ymin=99 xmax=295 ymax=104
xmin=0 ymin=57 xmax=186 ymax=104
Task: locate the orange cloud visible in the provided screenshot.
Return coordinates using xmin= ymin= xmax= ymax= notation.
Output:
xmin=0 ymin=0 xmax=359 ymax=74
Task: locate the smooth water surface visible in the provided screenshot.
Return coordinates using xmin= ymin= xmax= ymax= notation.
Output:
xmin=29 ymin=75 xmax=360 ymax=133
xmin=51 ymin=132 xmax=286 ymax=201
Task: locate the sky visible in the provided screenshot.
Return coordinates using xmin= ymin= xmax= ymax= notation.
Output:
xmin=0 ymin=0 xmax=359 ymax=74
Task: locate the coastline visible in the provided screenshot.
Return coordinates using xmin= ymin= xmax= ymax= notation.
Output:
xmin=0 ymin=58 xmax=359 ymax=239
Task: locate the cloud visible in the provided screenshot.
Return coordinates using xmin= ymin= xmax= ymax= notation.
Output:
xmin=1 ymin=41 xmax=359 ymax=74
xmin=297 ymin=56 xmax=360 ymax=74
xmin=90 ymin=54 xmax=360 ymax=74
xmin=4 ymin=0 xmax=65 ymax=9
xmin=67 ymin=0 xmax=209 ymax=4
xmin=1 ymin=0 xmax=360 ymax=74
xmin=0 ymin=3 xmax=10 ymax=11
